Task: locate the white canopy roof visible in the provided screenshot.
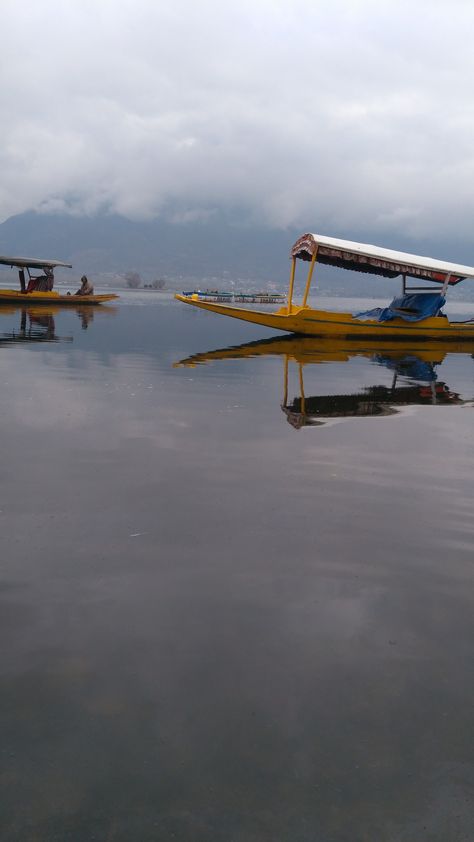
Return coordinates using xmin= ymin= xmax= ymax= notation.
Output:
xmin=291 ymin=233 xmax=474 ymax=284
xmin=0 ymin=255 xmax=72 ymax=270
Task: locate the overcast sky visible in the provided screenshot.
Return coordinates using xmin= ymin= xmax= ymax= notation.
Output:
xmin=2 ymin=0 xmax=474 ymax=241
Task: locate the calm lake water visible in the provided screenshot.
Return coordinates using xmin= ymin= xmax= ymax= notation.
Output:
xmin=1 ymin=292 xmax=473 ymax=841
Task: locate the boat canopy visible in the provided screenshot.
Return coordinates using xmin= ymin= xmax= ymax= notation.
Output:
xmin=0 ymin=255 xmax=72 ymax=270
xmin=291 ymin=234 xmax=474 ymax=286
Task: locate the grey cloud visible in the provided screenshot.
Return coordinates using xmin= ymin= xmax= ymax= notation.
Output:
xmin=2 ymin=0 xmax=474 ymax=239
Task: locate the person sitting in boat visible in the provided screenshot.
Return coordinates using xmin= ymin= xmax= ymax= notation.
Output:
xmin=44 ymin=267 xmax=54 ymax=291
xmin=75 ymin=275 xmax=94 ymax=296
xmin=26 ymin=266 xmax=54 ymax=293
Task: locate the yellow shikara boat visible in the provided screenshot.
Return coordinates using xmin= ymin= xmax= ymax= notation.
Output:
xmin=176 ymin=233 xmax=474 ymax=340
xmin=0 ymin=254 xmax=119 ymax=305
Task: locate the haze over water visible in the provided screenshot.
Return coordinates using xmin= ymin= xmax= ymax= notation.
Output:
xmin=1 ymin=293 xmax=473 ymax=841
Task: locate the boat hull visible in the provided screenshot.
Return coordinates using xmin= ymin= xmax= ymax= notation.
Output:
xmin=0 ymin=289 xmax=119 ymax=306
xmin=175 ymin=294 xmax=474 ymax=340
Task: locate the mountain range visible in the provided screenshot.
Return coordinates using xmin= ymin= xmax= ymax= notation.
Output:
xmin=0 ymin=211 xmax=297 ymax=287
xmin=0 ymin=210 xmax=473 ymax=299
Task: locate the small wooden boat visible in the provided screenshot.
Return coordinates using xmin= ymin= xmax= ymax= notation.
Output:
xmin=0 ymin=289 xmax=118 ymax=305
xmin=0 ymin=254 xmax=119 ymax=305
xmin=176 ymin=233 xmax=474 ymax=340
xmin=183 ymin=289 xmax=286 ymax=304
xmin=182 ymin=290 xmax=234 ymax=302
xmin=233 ymin=292 xmax=286 ymax=304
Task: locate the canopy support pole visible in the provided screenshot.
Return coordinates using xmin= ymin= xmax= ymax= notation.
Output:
xmin=287 ymin=257 xmax=296 ymax=313
xmin=441 ymin=273 xmax=451 ymax=296
xmin=282 ymin=355 xmax=289 ymax=407
xmin=302 ymin=249 xmax=318 ymax=307
xmin=299 ymin=364 xmax=306 ymax=418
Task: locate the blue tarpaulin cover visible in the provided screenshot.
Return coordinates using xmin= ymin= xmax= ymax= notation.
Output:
xmin=356 ymin=293 xmax=446 ymax=323
xmin=372 ymin=354 xmax=437 ymax=382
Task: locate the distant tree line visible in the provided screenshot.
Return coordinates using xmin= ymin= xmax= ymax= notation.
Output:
xmin=124 ymin=272 xmax=166 ymax=290
xmin=125 ymin=271 xmax=141 ymax=288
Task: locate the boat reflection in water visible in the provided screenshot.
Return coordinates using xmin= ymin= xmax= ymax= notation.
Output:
xmin=0 ymin=302 xmax=117 ymax=346
xmin=75 ymin=306 xmax=97 ymax=330
xmin=0 ymin=306 xmax=72 ymax=345
xmin=176 ymin=335 xmax=473 ymax=429
xmin=281 ymin=353 xmax=463 ymax=429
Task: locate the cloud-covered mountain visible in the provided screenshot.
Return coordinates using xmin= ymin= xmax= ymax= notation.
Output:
xmin=0 ymin=210 xmax=298 ymax=284
xmin=1 ymin=210 xmax=473 ymax=301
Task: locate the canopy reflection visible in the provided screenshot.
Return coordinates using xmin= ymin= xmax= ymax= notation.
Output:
xmin=176 ymin=335 xmax=473 ymax=428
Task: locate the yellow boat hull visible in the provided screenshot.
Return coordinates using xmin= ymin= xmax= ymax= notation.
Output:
xmin=0 ymin=289 xmax=119 ymax=306
xmin=175 ymin=294 xmax=474 ymax=340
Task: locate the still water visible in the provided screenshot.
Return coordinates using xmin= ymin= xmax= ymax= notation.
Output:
xmin=0 ymin=294 xmax=473 ymax=841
